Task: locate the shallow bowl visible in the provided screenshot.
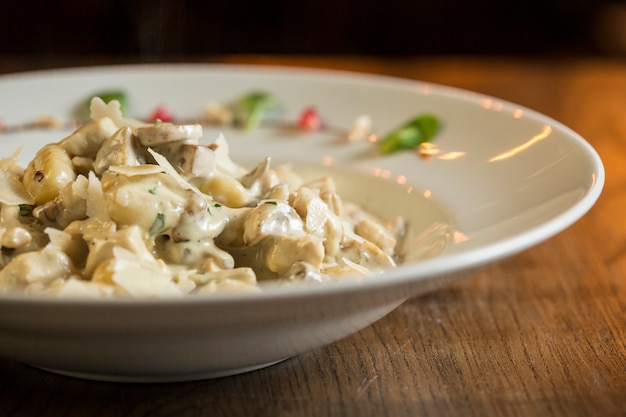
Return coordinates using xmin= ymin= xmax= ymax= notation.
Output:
xmin=0 ymin=64 xmax=604 ymax=382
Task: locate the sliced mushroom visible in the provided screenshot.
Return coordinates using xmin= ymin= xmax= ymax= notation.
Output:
xmin=214 ymin=206 xmax=251 ymax=248
xmin=263 ymin=183 xmax=290 ymax=201
xmin=32 ymin=174 xmax=89 ymax=229
xmin=93 ymin=126 xmax=140 ymax=175
xmin=0 ymin=205 xmax=49 ymax=255
xmin=71 ymin=156 xmax=95 ymax=176
xmin=322 ymin=210 xmax=343 ymax=256
xmin=303 ymin=176 xmax=343 ymax=216
xmin=152 ymin=143 xmax=216 ymax=178
xmin=60 ymin=117 xmax=119 ymax=159
xmin=135 ymin=123 xmax=203 ymax=146
xmin=239 ymin=156 xmax=270 ymax=188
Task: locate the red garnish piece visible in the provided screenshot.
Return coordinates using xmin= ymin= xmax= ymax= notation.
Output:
xmin=298 ymin=107 xmax=322 ymax=132
xmin=148 ymin=105 xmax=174 ymax=123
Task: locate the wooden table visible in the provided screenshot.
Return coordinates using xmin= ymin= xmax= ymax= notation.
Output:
xmin=1 ymin=55 xmax=624 ymax=416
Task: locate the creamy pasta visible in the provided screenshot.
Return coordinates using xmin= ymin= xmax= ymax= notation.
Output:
xmin=0 ymin=98 xmax=405 ymax=298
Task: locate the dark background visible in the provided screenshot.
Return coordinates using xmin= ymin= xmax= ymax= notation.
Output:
xmin=1 ymin=0 xmax=626 ymax=58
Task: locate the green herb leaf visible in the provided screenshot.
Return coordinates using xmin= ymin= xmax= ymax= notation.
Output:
xmin=378 ymin=114 xmax=441 ymax=155
xmin=208 ymin=203 xmax=223 ymax=216
xmin=82 ymin=90 xmax=128 ymax=119
xmin=96 ymin=91 xmax=128 ymax=115
xmin=18 ymin=204 xmax=32 ymax=217
xmin=233 ymin=91 xmax=278 ymax=130
xmin=148 ymin=213 xmax=167 ymax=236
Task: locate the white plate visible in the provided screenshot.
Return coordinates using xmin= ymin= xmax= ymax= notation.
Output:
xmin=0 ymin=64 xmax=604 ymax=382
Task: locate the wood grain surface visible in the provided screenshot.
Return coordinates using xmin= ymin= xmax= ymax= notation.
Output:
xmin=1 ymin=56 xmax=624 ymax=417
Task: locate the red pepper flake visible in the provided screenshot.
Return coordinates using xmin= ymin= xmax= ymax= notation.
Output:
xmin=149 ymin=105 xmax=174 ymax=123
xmin=297 ymin=107 xmax=322 ymax=132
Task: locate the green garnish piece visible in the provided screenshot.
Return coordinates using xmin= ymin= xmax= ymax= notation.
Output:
xmin=233 ymin=91 xmax=278 ymax=130
xmin=378 ymin=114 xmax=441 ymax=155
xmin=96 ymin=91 xmax=128 ymax=114
xmin=83 ymin=90 xmax=128 ymax=118
xmin=148 ymin=213 xmax=167 ymax=236
xmin=18 ymin=204 xmax=32 ymax=217
xmin=208 ymin=203 xmax=223 ymax=215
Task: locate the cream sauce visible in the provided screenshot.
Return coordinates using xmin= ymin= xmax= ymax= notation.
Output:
xmin=0 ymin=97 xmax=451 ymax=298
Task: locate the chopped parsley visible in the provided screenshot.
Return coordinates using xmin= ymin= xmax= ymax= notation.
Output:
xmin=18 ymin=204 xmax=32 ymax=217
xmin=207 ymin=203 xmax=223 ymax=216
xmin=148 ymin=213 xmax=167 ymax=236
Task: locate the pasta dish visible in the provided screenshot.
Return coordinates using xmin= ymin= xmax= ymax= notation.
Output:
xmin=0 ymin=98 xmax=406 ymax=297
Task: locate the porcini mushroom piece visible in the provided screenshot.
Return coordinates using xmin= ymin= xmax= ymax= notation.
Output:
xmin=93 ymin=127 xmax=140 ymax=175
xmin=135 ymin=123 xmax=203 ymax=146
